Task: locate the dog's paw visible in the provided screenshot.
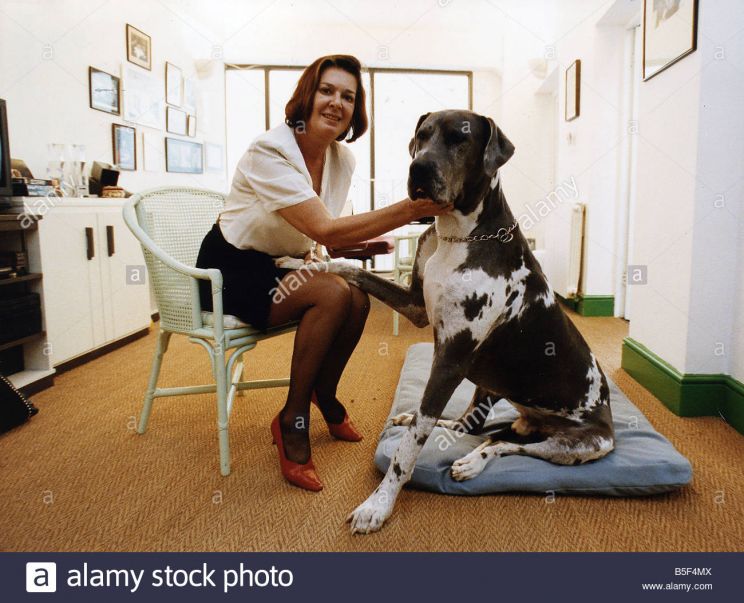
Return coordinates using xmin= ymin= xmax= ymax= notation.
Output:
xmin=436 ymin=418 xmax=463 ymax=431
xmin=346 ymin=494 xmax=393 ymax=535
xmin=273 ymin=256 xmax=305 ymax=270
xmin=391 ymin=412 xmax=414 ymax=427
xmin=450 ymin=450 xmax=489 ymax=481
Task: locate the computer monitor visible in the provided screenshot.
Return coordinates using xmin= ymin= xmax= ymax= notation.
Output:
xmin=0 ymin=99 xmax=13 ymax=207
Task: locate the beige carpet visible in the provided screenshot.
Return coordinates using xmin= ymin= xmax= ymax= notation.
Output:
xmin=1 ymin=299 xmax=742 ymax=552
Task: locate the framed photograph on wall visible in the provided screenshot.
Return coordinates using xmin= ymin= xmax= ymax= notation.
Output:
xmin=166 ymin=106 xmax=188 ymax=135
xmin=112 ymin=124 xmax=136 ymax=170
xmin=565 ymin=59 xmax=580 ymax=122
xmin=122 ymin=64 xmax=164 ymax=129
xmin=126 ymin=24 xmax=151 ymax=70
xmin=165 ymin=137 xmax=203 ymax=173
xmin=643 ymin=0 xmax=698 ymax=80
xmin=183 ymin=78 xmax=197 ymax=114
xmin=165 ymin=62 xmax=183 ymax=106
xmin=205 ymin=143 xmax=224 ymax=172
xmin=89 ymin=67 xmax=120 ymax=115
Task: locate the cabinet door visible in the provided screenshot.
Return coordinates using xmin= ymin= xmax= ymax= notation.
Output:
xmin=96 ymin=209 xmax=152 ymax=342
xmin=38 ymin=209 xmax=105 ymax=365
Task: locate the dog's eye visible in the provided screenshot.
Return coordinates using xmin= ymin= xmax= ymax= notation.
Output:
xmin=416 ymin=129 xmax=431 ymax=142
xmin=444 ymin=131 xmax=466 ymax=146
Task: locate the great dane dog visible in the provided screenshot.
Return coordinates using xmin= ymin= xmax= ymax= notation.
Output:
xmin=280 ymin=110 xmax=615 ymax=534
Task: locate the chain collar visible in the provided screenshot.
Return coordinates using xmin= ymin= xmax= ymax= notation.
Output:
xmin=437 ymin=220 xmax=519 ymax=243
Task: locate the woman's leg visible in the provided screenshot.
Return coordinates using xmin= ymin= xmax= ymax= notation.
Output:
xmin=312 ymin=285 xmax=370 ymax=423
xmin=266 ymin=272 xmax=353 ymax=463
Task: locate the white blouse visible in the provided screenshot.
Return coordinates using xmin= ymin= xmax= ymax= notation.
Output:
xmin=218 ymin=123 xmax=356 ymax=256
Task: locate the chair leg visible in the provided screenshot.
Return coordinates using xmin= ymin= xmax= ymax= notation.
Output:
xmin=138 ymin=330 xmax=172 ymax=434
xmin=213 ymin=341 xmax=231 ymax=476
xmin=237 ymin=354 xmax=246 ymax=397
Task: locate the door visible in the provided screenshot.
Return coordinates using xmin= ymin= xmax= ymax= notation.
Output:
xmin=97 ymin=207 xmax=152 ymax=341
xmin=39 ymin=208 xmax=104 ymax=365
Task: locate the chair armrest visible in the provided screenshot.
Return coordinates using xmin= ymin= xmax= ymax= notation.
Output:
xmin=123 ymin=199 xmax=226 ymax=333
xmin=123 ymin=201 xmax=215 ymax=282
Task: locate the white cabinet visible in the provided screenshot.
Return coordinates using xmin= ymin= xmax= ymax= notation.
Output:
xmin=31 ymin=199 xmax=151 ymax=366
xmin=95 ymin=205 xmax=152 ymax=344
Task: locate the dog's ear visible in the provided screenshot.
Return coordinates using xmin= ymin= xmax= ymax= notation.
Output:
xmin=482 ymin=116 xmax=515 ymax=176
xmin=408 ymin=112 xmax=431 ymax=158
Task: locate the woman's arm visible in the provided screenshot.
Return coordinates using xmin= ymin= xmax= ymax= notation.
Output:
xmin=277 ymin=196 xmax=449 ymax=248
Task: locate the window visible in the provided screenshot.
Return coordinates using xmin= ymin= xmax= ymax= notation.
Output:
xmin=225 ymin=65 xmax=471 ymax=268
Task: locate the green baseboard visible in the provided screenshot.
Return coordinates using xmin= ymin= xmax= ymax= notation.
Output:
xmin=557 ymin=294 xmax=614 ymax=317
xmin=621 ymin=337 xmax=744 ymax=435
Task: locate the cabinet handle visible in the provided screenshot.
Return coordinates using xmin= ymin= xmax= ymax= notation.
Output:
xmin=106 ymin=225 xmax=115 ymax=257
xmin=85 ymin=227 xmax=95 ymax=260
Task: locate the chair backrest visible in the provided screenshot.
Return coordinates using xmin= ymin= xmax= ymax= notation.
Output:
xmin=127 ymin=187 xmax=224 ymax=333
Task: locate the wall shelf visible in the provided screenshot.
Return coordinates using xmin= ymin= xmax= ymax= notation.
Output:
xmin=0 ymin=273 xmax=42 ymax=287
xmin=0 ymin=331 xmax=46 ymax=353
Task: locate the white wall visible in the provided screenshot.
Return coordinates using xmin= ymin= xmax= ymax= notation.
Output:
xmin=629 ymin=0 xmax=744 ymax=377
xmin=733 ymin=230 xmax=744 ymax=382
xmin=546 ymin=4 xmax=628 ymax=298
xmin=498 ymin=15 xmax=557 ymax=252
xmin=0 ymin=0 xmax=227 ymax=194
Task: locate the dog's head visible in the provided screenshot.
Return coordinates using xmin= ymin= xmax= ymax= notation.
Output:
xmin=407 ymin=110 xmax=514 ymax=212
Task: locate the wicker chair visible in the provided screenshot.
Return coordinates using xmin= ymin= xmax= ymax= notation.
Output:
xmin=123 ymin=187 xmax=296 ymax=476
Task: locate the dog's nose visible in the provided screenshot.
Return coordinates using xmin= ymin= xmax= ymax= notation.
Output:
xmin=409 ymin=160 xmax=435 ymax=184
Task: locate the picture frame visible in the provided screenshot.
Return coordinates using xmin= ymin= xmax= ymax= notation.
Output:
xmin=643 ymin=0 xmax=698 ymax=81
xmin=112 ymin=124 xmax=136 ymax=171
xmin=122 ymin=64 xmax=164 ymax=129
xmin=166 ymin=106 xmax=188 ymax=136
xmin=165 ymin=61 xmax=183 ymax=106
xmin=183 ymin=78 xmax=197 ymax=114
xmin=565 ymin=59 xmax=581 ymax=122
xmin=165 ymin=137 xmax=203 ymax=173
xmin=187 ymin=114 xmax=197 ymax=137
xmin=88 ymin=67 xmax=120 ymax=115
xmin=126 ymin=24 xmax=151 ymax=70
xmin=205 ymin=143 xmax=224 ymax=172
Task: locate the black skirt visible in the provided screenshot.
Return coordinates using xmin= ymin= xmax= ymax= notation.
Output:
xmin=195 ymin=223 xmax=292 ymax=331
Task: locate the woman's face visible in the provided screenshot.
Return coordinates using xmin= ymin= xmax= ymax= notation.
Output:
xmin=308 ymin=67 xmax=357 ymax=140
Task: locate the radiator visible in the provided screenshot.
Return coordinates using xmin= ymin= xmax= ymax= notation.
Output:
xmin=566 ymin=202 xmax=586 ymax=297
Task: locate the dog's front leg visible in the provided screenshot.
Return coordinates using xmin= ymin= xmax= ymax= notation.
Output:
xmin=348 ymin=362 xmax=465 ymax=534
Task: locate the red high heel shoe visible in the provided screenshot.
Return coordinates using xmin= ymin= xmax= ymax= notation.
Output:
xmin=270 ymin=414 xmax=323 ymax=492
xmin=311 ymin=394 xmax=363 ymax=442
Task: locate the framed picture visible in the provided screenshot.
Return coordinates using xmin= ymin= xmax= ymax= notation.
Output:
xmin=565 ymin=59 xmax=581 ymax=122
xmin=165 ymin=62 xmax=183 ymax=106
xmin=643 ymin=0 xmax=698 ymax=80
xmin=112 ymin=124 xmax=136 ymax=170
xmin=122 ymin=64 xmax=164 ymax=129
xmin=126 ymin=24 xmax=151 ymax=70
xmin=183 ymin=78 xmax=197 ymax=114
xmin=187 ymin=114 xmax=197 ymax=137
xmin=89 ymin=67 xmax=120 ymax=115
xmin=165 ymin=137 xmax=203 ymax=173
xmin=205 ymin=143 xmax=224 ymax=172
xmin=166 ymin=106 xmax=188 ymax=135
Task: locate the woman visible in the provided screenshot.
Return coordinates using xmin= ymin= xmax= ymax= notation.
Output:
xmin=196 ymin=55 xmax=449 ymax=492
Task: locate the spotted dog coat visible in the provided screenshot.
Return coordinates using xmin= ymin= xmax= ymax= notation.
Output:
xmin=279 ymin=110 xmax=614 ymax=534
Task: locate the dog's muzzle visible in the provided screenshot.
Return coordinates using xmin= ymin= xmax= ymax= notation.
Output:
xmin=408 ymin=159 xmax=447 ymax=203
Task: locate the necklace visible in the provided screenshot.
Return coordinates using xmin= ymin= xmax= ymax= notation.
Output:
xmin=437 ymin=220 xmax=519 ymax=243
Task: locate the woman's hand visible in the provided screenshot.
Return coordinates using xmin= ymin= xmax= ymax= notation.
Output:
xmin=407 ymin=197 xmax=454 ymax=220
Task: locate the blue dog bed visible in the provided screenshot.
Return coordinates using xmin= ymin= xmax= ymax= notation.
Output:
xmin=375 ymin=343 xmax=692 ymax=496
